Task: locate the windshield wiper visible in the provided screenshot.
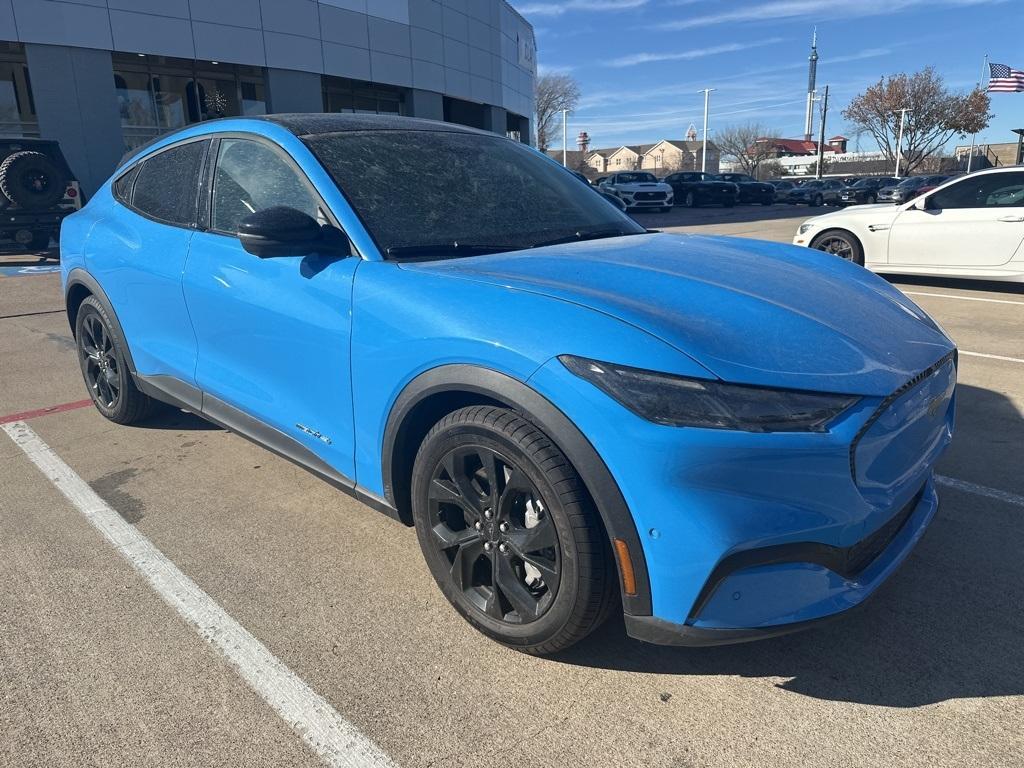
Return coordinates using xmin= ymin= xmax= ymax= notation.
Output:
xmin=385 ymin=242 xmax=514 ymax=260
xmin=531 ymin=228 xmax=641 ymax=249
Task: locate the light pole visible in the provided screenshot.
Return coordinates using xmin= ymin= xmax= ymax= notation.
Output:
xmin=894 ymin=107 xmax=911 ymax=177
xmin=561 ymin=109 xmax=568 ymax=167
xmin=700 ymin=88 xmax=714 ymax=173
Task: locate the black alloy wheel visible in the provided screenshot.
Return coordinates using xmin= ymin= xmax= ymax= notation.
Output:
xmin=684 ymin=191 xmax=696 ymax=208
xmin=810 ymin=229 xmax=864 ymax=265
xmin=866 ymin=193 xmax=877 ymax=204
xmin=75 ymin=296 xmax=157 ymax=424
xmin=80 ymin=311 xmax=121 ymax=410
xmin=813 ymin=194 xmax=824 ymax=207
xmin=412 ymin=406 xmax=615 ymax=654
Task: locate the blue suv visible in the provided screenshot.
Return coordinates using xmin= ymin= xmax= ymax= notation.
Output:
xmin=61 ymin=115 xmax=956 ymax=654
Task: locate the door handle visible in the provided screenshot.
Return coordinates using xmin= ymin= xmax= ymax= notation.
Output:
xmin=997 ymin=215 xmax=1024 ymax=222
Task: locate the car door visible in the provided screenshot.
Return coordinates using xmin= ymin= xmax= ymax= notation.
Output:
xmin=96 ymin=138 xmax=209 ymax=381
xmin=887 ymin=171 xmax=1024 ymax=268
xmin=182 ymin=135 xmax=360 ymax=478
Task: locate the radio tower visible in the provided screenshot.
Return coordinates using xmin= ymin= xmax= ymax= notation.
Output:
xmin=803 ymin=28 xmax=819 ymax=142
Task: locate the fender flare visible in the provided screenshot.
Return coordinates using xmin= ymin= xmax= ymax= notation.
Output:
xmin=64 ymin=267 xmax=138 ymax=375
xmin=382 ymin=364 xmax=652 ymax=616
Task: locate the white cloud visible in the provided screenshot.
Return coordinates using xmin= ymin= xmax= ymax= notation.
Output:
xmin=608 ymin=38 xmax=785 ymax=68
xmin=660 ymin=0 xmax=1005 ymax=30
xmin=514 ymin=0 xmax=648 ymax=18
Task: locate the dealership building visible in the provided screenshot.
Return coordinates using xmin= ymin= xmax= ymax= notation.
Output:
xmin=0 ymin=0 xmax=537 ymax=193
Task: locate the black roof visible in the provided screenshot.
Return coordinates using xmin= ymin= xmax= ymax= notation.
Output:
xmin=257 ymin=113 xmax=490 ymax=138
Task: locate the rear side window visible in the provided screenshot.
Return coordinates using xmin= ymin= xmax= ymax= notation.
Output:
xmin=112 ymin=165 xmax=139 ymax=204
xmin=130 ymin=140 xmax=207 ymax=226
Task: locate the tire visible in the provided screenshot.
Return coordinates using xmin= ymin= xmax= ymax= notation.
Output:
xmin=411 ymin=405 xmax=616 ymax=655
xmin=724 ymin=199 xmax=735 ymax=208
xmin=0 ymin=151 xmax=68 ymax=210
xmin=813 ymin=194 xmax=823 ymax=207
xmin=684 ymin=191 xmax=696 ymax=208
xmin=75 ymin=296 xmax=158 ymax=424
xmin=866 ymin=194 xmax=876 ymax=204
xmin=809 ymin=228 xmax=865 ymax=266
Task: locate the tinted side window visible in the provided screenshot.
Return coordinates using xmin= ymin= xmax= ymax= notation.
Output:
xmin=931 ymin=172 xmax=1024 ymax=210
xmin=112 ymin=165 xmax=139 ymax=204
xmin=131 ymin=141 xmax=207 ymax=226
xmin=211 ymin=138 xmax=319 ymax=234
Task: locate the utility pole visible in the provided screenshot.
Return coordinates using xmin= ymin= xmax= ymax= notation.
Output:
xmin=894 ymin=107 xmax=911 ymax=177
xmin=967 ymin=54 xmax=988 ymax=172
xmin=815 ymin=84 xmax=829 ymax=179
xmin=562 ymin=109 xmax=568 ymax=167
xmin=700 ymin=88 xmax=714 ymax=173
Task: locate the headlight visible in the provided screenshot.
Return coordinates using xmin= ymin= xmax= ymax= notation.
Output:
xmin=560 ymin=355 xmax=859 ymax=432
xmin=798 ymin=223 xmax=815 ymax=234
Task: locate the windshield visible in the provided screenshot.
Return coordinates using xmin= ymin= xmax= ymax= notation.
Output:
xmin=801 ymin=181 xmax=823 ymax=189
xmin=852 ymin=178 xmax=880 ymax=188
xmin=616 ymin=172 xmax=657 ymax=183
xmin=305 ymin=131 xmax=644 ymax=259
xmin=897 ymin=177 xmax=924 ymax=187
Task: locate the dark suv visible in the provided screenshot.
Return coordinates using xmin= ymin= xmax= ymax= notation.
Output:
xmin=1 ymin=138 xmax=82 ymax=253
xmin=836 ymin=177 xmax=898 ymax=206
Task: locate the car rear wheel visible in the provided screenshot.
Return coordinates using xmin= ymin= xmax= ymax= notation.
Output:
xmin=812 ymin=194 xmax=823 ymax=207
xmin=866 ymin=194 xmax=877 ymax=204
xmin=75 ymin=297 xmax=158 ymax=424
xmin=810 ymin=229 xmax=864 ymax=266
xmin=684 ymin=191 xmax=696 ymax=208
xmin=411 ymin=406 xmax=615 ymax=655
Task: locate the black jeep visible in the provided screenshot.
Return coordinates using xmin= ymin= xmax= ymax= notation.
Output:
xmin=1 ymin=138 xmax=82 ymax=255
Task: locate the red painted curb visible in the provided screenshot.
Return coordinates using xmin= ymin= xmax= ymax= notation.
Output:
xmin=0 ymin=399 xmax=93 ymax=425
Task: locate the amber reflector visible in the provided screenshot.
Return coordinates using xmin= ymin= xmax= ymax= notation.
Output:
xmin=612 ymin=538 xmax=638 ymax=596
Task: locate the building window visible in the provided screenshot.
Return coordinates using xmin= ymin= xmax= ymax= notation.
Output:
xmin=113 ymin=54 xmax=266 ymax=151
xmin=0 ymin=43 xmax=38 ymax=138
xmin=323 ymin=76 xmax=404 ymax=116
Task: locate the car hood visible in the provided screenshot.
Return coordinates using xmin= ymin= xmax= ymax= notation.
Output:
xmin=614 ymin=182 xmax=672 ymax=192
xmin=405 ymin=233 xmax=952 ymax=396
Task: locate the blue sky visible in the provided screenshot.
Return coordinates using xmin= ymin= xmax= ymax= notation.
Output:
xmin=510 ymin=0 xmax=1024 ymax=153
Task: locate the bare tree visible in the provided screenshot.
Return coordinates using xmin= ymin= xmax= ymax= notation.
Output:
xmin=843 ymin=67 xmax=990 ymax=175
xmin=758 ymin=159 xmax=785 ymax=180
xmin=715 ymin=122 xmax=781 ymax=177
xmin=535 ymin=73 xmax=580 ymax=152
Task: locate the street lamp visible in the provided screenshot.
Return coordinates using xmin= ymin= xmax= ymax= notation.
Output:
xmin=699 ymin=88 xmax=714 ymax=173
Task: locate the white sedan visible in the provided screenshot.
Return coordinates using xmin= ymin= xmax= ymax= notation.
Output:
xmin=793 ymin=166 xmax=1024 ymax=282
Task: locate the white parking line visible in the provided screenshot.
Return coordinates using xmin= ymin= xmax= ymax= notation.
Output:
xmin=2 ymin=420 xmax=396 ymax=768
xmin=936 ymin=474 xmax=1024 ymax=508
xmin=903 ymin=291 xmax=1024 ymax=307
xmin=958 ymin=350 xmax=1024 ymax=365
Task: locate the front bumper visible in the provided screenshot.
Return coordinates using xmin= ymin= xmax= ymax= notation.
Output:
xmin=527 ymin=352 xmax=955 ymax=645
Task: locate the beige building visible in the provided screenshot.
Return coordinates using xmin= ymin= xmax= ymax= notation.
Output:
xmin=564 ymin=139 xmax=720 ymax=175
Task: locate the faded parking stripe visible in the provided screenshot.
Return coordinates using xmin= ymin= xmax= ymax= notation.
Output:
xmin=936 ymin=474 xmax=1024 ymax=508
xmin=2 ymin=420 xmax=397 ymax=768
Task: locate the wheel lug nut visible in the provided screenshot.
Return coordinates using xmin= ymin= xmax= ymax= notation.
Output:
xmin=499 ymin=522 xmax=509 ymax=533
xmin=498 ymin=543 xmax=509 ymax=555
xmin=483 ymin=541 xmax=493 ymax=552
xmin=484 ymin=510 xmax=493 ymax=520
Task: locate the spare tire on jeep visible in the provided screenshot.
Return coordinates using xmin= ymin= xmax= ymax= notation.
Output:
xmin=0 ymin=150 xmax=68 ymax=210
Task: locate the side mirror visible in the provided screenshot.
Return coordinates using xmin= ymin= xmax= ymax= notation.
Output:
xmin=238 ymin=206 xmax=347 ymax=258
xmin=908 ymin=197 xmax=929 ymax=211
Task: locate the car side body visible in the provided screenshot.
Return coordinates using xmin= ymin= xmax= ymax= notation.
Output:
xmin=713 ymin=173 xmax=774 ymax=205
xmin=662 ymin=171 xmax=737 ymax=208
xmin=62 ymin=115 xmax=957 ymax=652
xmin=794 ymin=166 xmax=1024 ymax=282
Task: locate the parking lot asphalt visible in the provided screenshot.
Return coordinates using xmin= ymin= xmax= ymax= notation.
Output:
xmin=2 ymin=211 xmax=1023 ymax=768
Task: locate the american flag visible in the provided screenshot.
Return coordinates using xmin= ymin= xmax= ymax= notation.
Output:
xmin=988 ymin=63 xmax=1024 ymax=93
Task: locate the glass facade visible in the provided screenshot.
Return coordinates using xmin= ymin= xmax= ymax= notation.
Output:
xmin=113 ymin=54 xmax=266 ymax=150
xmin=322 ymin=76 xmax=403 ymax=115
xmin=0 ymin=43 xmax=38 ymax=137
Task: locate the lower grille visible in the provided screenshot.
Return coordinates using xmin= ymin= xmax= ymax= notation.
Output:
xmin=635 ymin=191 xmax=667 ymax=201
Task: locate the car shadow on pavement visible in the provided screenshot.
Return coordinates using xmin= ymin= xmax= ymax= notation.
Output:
xmin=137 ymin=407 xmax=219 ymax=432
xmin=555 ymin=383 xmax=1024 ymax=708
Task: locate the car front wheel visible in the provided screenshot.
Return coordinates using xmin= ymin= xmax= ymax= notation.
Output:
xmin=810 ymin=229 xmax=865 ymax=266
xmin=684 ymin=191 xmax=696 ymax=207
xmin=411 ymin=406 xmax=615 ymax=655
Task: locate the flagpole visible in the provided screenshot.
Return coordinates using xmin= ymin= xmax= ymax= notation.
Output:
xmin=700 ymin=88 xmax=714 ymax=172
xmin=967 ymin=54 xmax=988 ymax=173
